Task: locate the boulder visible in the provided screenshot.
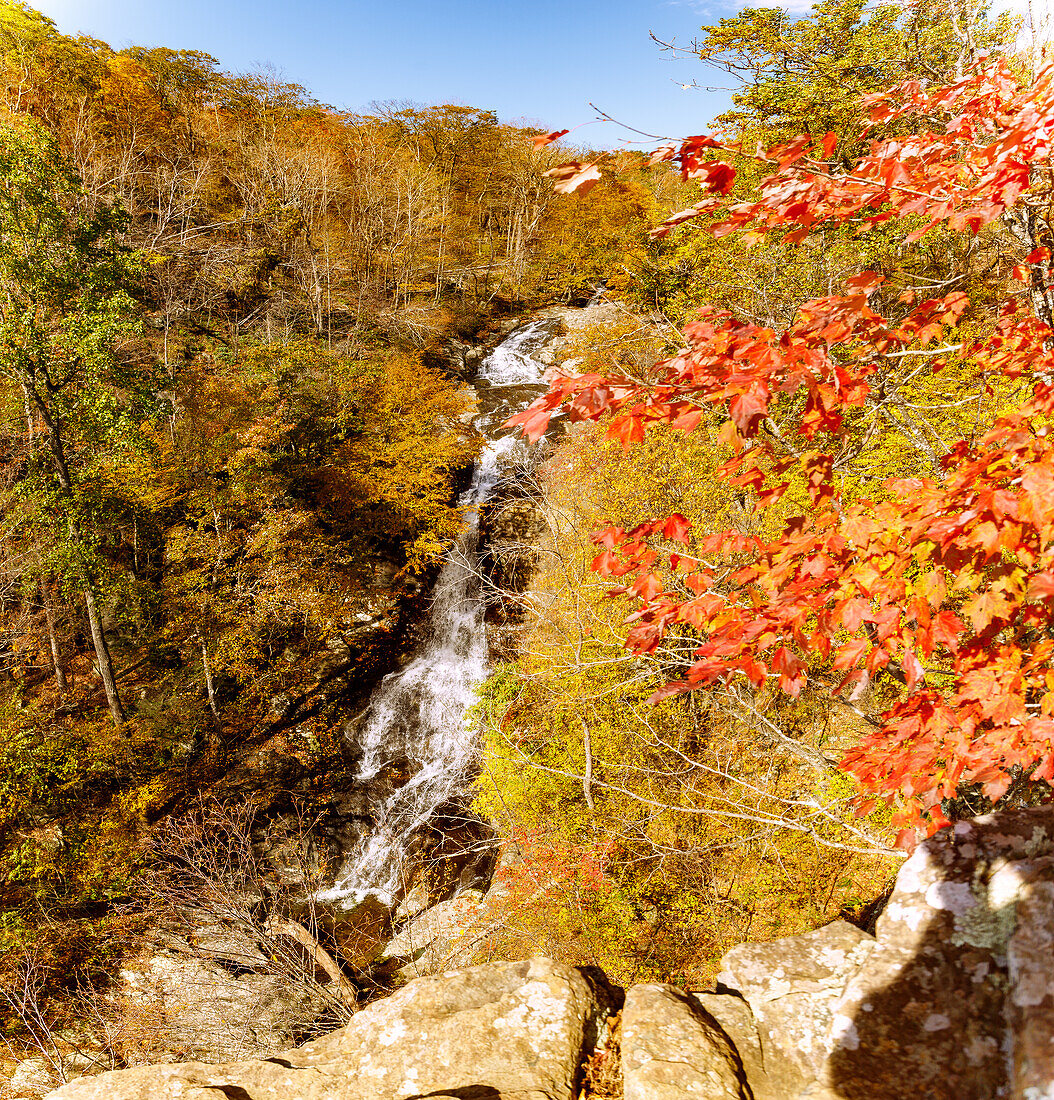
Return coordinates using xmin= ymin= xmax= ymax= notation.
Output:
xmin=185 ymin=921 xmax=269 ymax=969
xmin=10 ymin=1052 xmax=99 ymax=1098
xmin=45 ymin=957 xmax=618 ymax=1100
xmin=375 ymin=890 xmax=484 ymax=978
xmin=813 ymin=806 xmax=1054 ymax=1100
xmin=10 ymin=1056 xmax=59 ymax=1096
xmin=718 ymin=804 xmax=1054 ymax=1100
xmin=621 ymin=984 xmax=749 ymax=1099
xmin=393 ymin=880 xmax=431 ymax=922
xmin=41 ymin=807 xmax=1054 ymax=1100
xmin=720 ymin=918 xmax=875 ymax=1096
xmin=1006 ymin=876 xmax=1054 ymax=1098
xmin=376 ymin=844 xmax=524 ymax=982
xmin=113 ymin=950 xmax=328 ymax=1064
xmin=693 ymin=993 xmax=768 ymax=1098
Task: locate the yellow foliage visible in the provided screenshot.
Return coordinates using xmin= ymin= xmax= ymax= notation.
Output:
xmin=474 ymin=377 xmax=899 ymax=986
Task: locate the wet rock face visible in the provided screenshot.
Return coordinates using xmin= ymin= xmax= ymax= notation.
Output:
xmin=46 ymin=958 xmax=620 ymax=1100
xmin=478 ymin=486 xmax=547 ymax=662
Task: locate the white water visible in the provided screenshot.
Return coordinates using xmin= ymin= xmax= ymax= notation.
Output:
xmin=321 ymin=322 xmax=551 ymax=908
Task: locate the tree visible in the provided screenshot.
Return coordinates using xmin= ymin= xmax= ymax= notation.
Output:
xmin=688 ymin=0 xmax=1015 ymax=143
xmin=0 ymin=119 xmax=150 ymax=724
xmin=514 ymin=55 xmax=1054 ymax=844
xmin=631 ymin=0 xmax=1018 ymax=333
xmin=474 ymin=398 xmax=894 ymax=986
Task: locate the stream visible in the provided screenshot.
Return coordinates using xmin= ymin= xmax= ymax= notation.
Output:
xmin=319 ymin=320 xmax=555 ymax=909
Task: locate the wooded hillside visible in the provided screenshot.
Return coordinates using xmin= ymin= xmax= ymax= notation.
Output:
xmin=0 ymin=0 xmax=674 ymax=998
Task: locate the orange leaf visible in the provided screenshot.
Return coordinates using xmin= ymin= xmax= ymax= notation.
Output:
xmin=661 ymin=513 xmax=692 ymax=544
xmin=631 ymin=572 xmax=664 ymax=601
xmin=833 ymin=637 xmax=869 ymax=671
xmin=505 ymin=405 xmax=553 ymax=442
xmin=532 ymin=129 xmax=569 ymax=150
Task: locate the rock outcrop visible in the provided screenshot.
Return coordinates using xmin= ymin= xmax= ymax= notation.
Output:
xmin=45 ymin=957 xmax=619 ymax=1100
xmin=717 ymin=803 xmax=1054 ymax=1100
xmin=42 ymin=806 xmax=1054 ymax=1100
xmin=375 ymin=890 xmax=485 ymax=980
xmin=112 ymin=948 xmax=333 ymax=1064
xmin=718 ymin=918 xmax=875 ymax=1098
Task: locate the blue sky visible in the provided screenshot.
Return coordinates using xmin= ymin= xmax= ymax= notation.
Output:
xmin=27 ymin=0 xmax=1037 ymax=147
xmin=29 ymin=0 xmax=747 ymax=147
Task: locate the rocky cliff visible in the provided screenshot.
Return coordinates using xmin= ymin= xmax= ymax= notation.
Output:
xmin=40 ymin=798 xmax=1054 ymax=1099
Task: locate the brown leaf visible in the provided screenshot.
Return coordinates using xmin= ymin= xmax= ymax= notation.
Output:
xmin=647 ymin=144 xmax=676 ymax=166
xmin=545 ymin=160 xmax=602 ymax=194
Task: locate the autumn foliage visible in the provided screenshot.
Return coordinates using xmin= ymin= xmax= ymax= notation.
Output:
xmin=511 ymin=59 xmax=1054 ymax=843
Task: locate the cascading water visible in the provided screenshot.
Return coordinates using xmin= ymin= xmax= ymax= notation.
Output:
xmin=320 ymin=321 xmax=553 ymax=909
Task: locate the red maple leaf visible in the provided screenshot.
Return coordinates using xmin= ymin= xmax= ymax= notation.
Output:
xmin=512 ymin=57 xmax=1054 ymax=835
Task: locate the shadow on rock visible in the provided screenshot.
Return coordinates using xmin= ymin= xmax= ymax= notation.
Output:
xmin=826 ymin=807 xmax=1054 ymax=1100
xmin=720 ymin=806 xmax=1054 ymax=1100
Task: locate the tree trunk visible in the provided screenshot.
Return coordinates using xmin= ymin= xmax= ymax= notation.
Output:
xmin=580 ymin=715 xmax=595 ymax=814
xmin=1003 ymin=207 xmax=1054 ymax=332
xmin=24 ymin=382 xmax=127 ymax=724
xmin=263 ymin=918 xmax=358 ymax=1009
xmin=201 ymin=637 xmax=219 ymax=721
xmin=41 ymin=587 xmax=68 ymax=699
xmin=84 ymin=579 xmax=126 ymax=725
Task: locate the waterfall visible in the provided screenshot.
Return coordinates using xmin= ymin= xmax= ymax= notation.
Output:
xmin=320 ymin=321 xmax=553 ymax=908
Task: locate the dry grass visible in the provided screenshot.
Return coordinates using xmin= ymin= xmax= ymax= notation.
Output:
xmin=578 ymin=1012 xmax=623 ymax=1100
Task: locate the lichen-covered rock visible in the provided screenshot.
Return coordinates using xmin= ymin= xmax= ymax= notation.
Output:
xmin=1006 ymin=874 xmax=1054 ymax=1099
xmin=375 ymin=890 xmax=484 ymax=978
xmin=113 ymin=950 xmax=327 ymax=1064
xmin=45 ymin=958 xmax=618 ymax=1100
xmin=694 ymin=993 xmax=769 ymax=1099
xmin=720 ymin=805 xmax=1054 ymax=1100
xmin=720 ymin=918 xmax=875 ymax=1095
xmin=811 ymin=807 xmax=1054 ymax=1100
xmin=621 ymin=984 xmax=748 ymax=1099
